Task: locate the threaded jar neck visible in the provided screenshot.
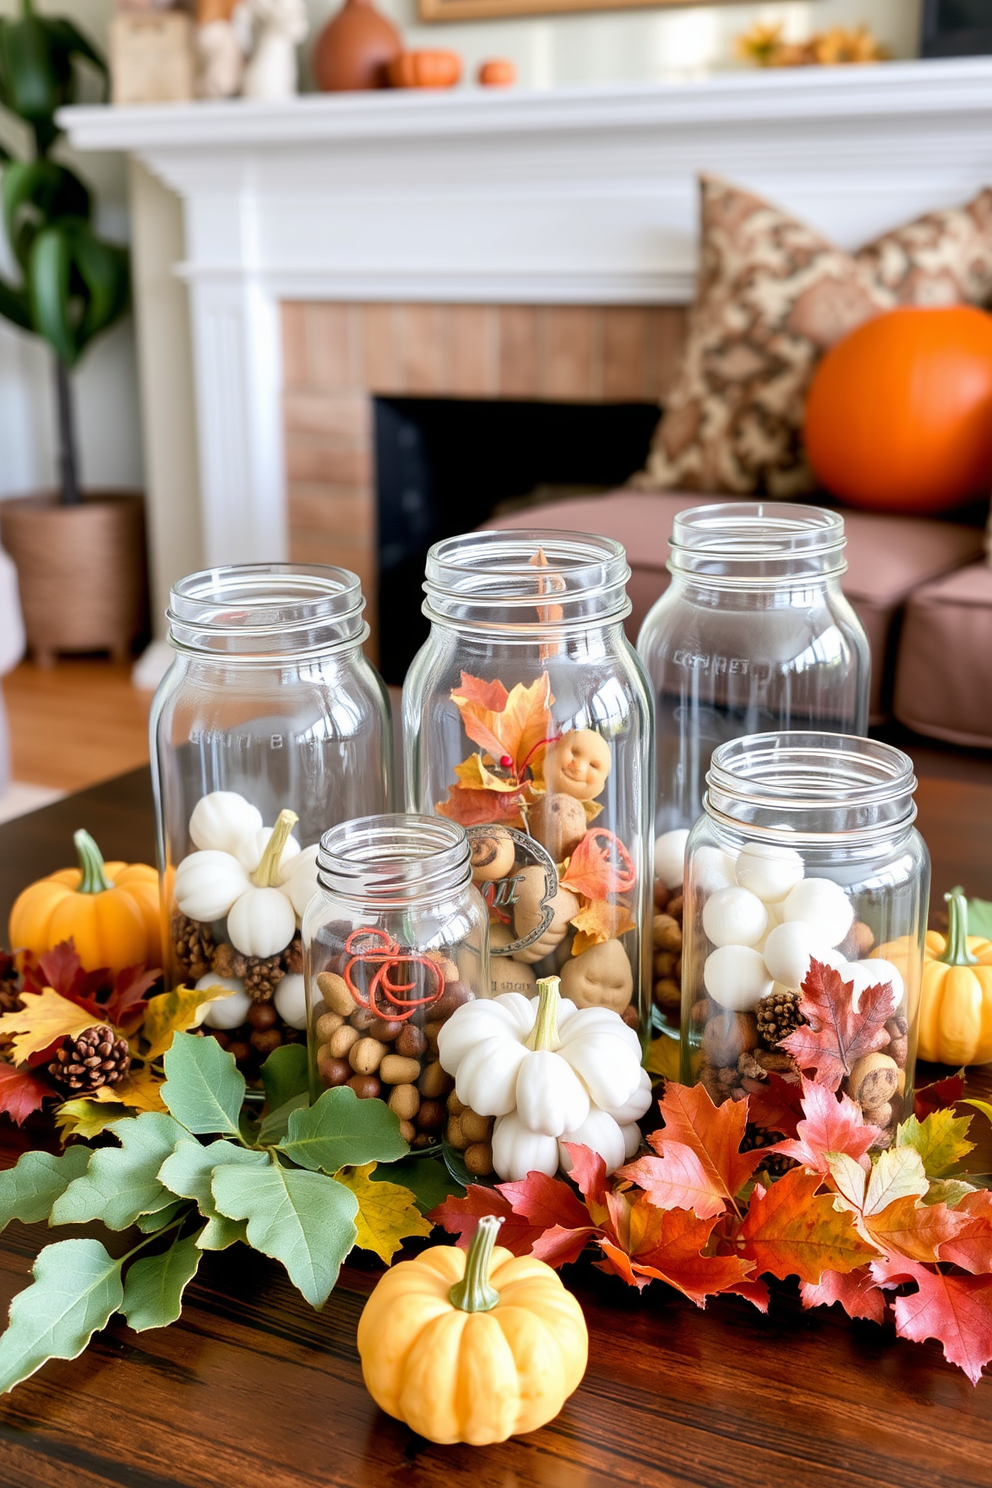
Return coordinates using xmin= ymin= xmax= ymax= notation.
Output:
xmin=167 ymin=563 xmax=368 ymax=659
xmin=669 ymin=503 xmax=847 ymax=590
xmin=704 ymin=732 xmax=917 ymax=847
xmin=423 ymin=529 xmax=631 ymax=637
xmin=317 ymin=813 xmax=472 ymax=903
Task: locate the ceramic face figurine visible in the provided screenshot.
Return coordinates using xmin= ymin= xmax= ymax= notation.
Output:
xmin=560 ymin=937 xmax=633 ymax=1014
xmin=241 ymin=0 xmax=308 ymax=100
xmin=543 ymin=729 xmax=612 ymax=802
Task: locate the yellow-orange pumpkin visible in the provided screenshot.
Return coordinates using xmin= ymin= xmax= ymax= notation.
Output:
xmin=387 ymin=50 xmax=461 ymax=89
xmin=804 ymin=305 xmax=992 ymax=514
xmin=9 ymin=830 xmax=163 ymax=975
xmin=478 ymin=58 xmax=515 ymax=86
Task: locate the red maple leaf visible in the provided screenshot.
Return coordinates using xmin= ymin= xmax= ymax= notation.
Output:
xmin=914 ymin=1070 xmax=966 ymax=1120
xmin=800 ymin=1266 xmax=887 ymax=1324
xmin=771 ymin=1078 xmax=882 ymax=1174
xmin=104 ymin=965 xmax=158 ymax=1030
xmin=595 ymin=1196 xmax=754 ymax=1306
xmin=435 ymin=785 xmax=525 ymax=828
xmin=738 ymin=1168 xmax=877 ymax=1284
xmin=21 ymin=940 xmax=106 ymax=1018
xmin=497 ymin=1171 xmax=597 ymax=1267
xmin=872 ymin=1255 xmax=992 ymax=1384
xmin=642 ymin=1082 xmax=764 ymax=1212
xmin=938 ymin=1190 xmax=992 ymax=1275
xmin=560 ymin=1142 xmax=611 ymax=1215
xmin=620 ymin=1141 xmax=730 ymax=1220
xmin=427 ymin=1183 xmax=556 ymax=1257
xmin=780 ymin=958 xmax=898 ymax=1092
xmin=864 ymin=1196 xmax=973 ymax=1265
xmin=745 ymin=1072 xmax=804 ymax=1140
xmin=0 ymin=1061 xmax=50 ymax=1125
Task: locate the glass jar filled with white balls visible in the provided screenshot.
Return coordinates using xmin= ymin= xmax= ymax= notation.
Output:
xmin=681 ymin=733 xmax=929 ymax=1150
xmin=303 ymin=814 xmax=491 ymax=1162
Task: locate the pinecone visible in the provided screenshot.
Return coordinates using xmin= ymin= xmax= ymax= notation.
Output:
xmin=48 ymin=1024 xmax=131 ymax=1094
xmin=756 ymin=989 xmax=804 ymax=1049
xmin=284 ymin=935 xmax=304 ymax=975
xmin=739 ymin=1123 xmax=796 ymax=1180
xmin=173 ymin=913 xmax=215 ymax=982
xmin=243 ymin=956 xmax=285 ymax=1001
xmin=212 ymin=941 xmax=248 ymax=979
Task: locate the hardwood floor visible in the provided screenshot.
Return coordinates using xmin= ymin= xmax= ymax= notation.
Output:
xmin=4 ymin=659 xmax=153 ymax=793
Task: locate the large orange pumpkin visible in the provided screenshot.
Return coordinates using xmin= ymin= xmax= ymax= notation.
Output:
xmin=387 ymin=50 xmax=461 ymax=88
xmin=804 ymin=305 xmax=992 ymax=514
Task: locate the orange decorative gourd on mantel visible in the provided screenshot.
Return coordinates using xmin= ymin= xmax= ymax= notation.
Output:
xmin=312 ymin=0 xmax=401 ymax=91
xmin=387 ymin=50 xmax=461 ymax=89
xmin=478 ymin=58 xmax=515 ymax=87
xmin=804 ymin=304 xmax=992 ymax=514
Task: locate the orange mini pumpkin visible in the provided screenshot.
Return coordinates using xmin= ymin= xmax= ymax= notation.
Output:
xmin=804 ymin=304 xmax=992 ymax=514
xmin=9 ymin=830 xmax=163 ymax=974
xmin=387 ymin=50 xmax=461 ymax=89
xmin=478 ymin=58 xmax=515 ymax=86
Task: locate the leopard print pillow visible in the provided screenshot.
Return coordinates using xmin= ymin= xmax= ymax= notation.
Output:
xmin=633 ymin=176 xmax=992 ymax=497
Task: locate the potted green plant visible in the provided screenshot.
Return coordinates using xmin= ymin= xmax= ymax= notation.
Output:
xmin=0 ymin=0 xmax=147 ymax=668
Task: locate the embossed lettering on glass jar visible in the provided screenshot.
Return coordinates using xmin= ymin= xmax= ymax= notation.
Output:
xmin=403 ymin=529 xmax=654 ymax=1044
xmin=681 ymin=733 xmax=929 ymax=1151
xmin=304 ymin=813 xmax=491 ymax=1167
xmin=150 ymin=562 xmax=392 ymax=1079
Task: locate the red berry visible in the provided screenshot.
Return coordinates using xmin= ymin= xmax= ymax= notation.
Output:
xmin=500 ymin=755 xmax=513 ymax=768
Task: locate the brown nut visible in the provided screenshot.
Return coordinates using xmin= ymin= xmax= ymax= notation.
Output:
xmin=653 ymin=914 xmax=682 ymax=953
xmin=315 ymin=1011 xmax=344 ymax=1042
xmin=424 ymin=1021 xmax=442 ymax=1054
xmin=426 ymin=954 xmax=461 ymax=985
xmin=349 ymin=1036 xmax=385 ymax=1075
xmin=416 ymin=1099 xmax=445 ymax=1134
xmin=446 ymin=1114 xmax=469 ymax=1151
xmin=250 ymin=1028 xmax=282 ymax=1055
xmin=469 ymin=829 xmax=516 ymax=883
xmin=446 ymin=1091 xmax=466 ymax=1116
xmin=653 ymin=977 xmax=681 ymax=1013
xmin=388 ymin=1083 xmax=421 ymax=1121
xmin=248 ymin=1001 xmax=278 ymax=1031
xmin=368 ymin=1017 xmax=403 ymax=1043
xmin=329 ymin=1024 xmax=360 ymax=1059
xmin=667 ymin=893 xmax=684 ymax=921
xmin=654 ymin=950 xmax=677 ymax=978
xmin=654 ymin=880 xmax=672 ymax=912
xmin=528 ymin=793 xmax=588 ymax=862
xmin=349 ymin=1006 xmax=379 ymax=1032
xmin=418 ymin=1060 xmax=453 ymax=1099
xmin=434 ymin=981 xmax=473 ymax=1021
xmin=227 ymin=1040 xmax=251 ymax=1066
xmin=380 ymin=1054 xmax=423 ymax=1086
xmin=464 ymin=1142 xmax=494 ymax=1177
xmin=316 ymin=971 xmax=354 ymax=1017
xmin=398 ymin=1119 xmax=417 ymax=1144
xmin=347 ymin=1074 xmax=381 ymax=1100
xmin=395 ymin=1023 xmax=427 ymax=1059
xmin=459 ymin=1108 xmax=493 ymax=1144
xmin=317 ymin=1052 xmax=352 ymax=1087
xmin=702 ymin=1010 xmax=758 ymax=1068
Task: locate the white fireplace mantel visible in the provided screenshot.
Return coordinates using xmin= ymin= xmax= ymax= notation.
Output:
xmin=58 ymin=56 xmax=992 ymax=607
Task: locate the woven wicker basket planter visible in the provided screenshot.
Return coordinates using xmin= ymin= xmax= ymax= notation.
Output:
xmin=0 ymin=493 xmax=149 ymax=669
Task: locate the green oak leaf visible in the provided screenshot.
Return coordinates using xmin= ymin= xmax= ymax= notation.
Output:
xmin=379 ymin=1155 xmax=465 ymax=1214
xmin=135 ymin=1200 xmax=191 ymax=1235
xmin=120 ymin=1234 xmax=202 ymax=1333
xmin=259 ymin=1044 xmax=309 ymax=1113
xmin=158 ymin=1139 xmax=268 ymax=1218
xmin=50 ymin=1113 xmax=192 ymax=1230
xmin=197 ymin=1215 xmax=247 ymax=1251
xmin=0 ymin=1239 xmax=123 ymax=1395
xmin=276 ymin=1087 xmax=408 ymax=1175
xmin=211 ymin=1156 xmax=358 ymax=1307
xmin=258 ymin=1094 xmax=308 ymax=1147
xmin=161 ymin=1032 xmax=246 ymax=1137
xmin=897 ymin=1109 xmax=975 ymax=1178
xmin=0 ymin=1146 xmax=92 ymax=1229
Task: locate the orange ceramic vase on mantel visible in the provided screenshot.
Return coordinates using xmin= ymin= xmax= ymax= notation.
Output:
xmin=313 ymin=0 xmax=402 ymax=90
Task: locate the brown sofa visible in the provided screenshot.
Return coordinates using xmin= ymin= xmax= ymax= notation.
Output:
xmin=484 ymin=491 xmax=990 ymax=743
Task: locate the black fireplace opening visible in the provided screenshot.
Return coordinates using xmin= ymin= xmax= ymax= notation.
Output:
xmin=374 ymin=396 xmax=661 ymax=684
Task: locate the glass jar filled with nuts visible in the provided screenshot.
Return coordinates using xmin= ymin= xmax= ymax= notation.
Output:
xmin=681 ymin=734 xmax=929 ymax=1151
xmin=303 ymin=813 xmax=491 ymax=1164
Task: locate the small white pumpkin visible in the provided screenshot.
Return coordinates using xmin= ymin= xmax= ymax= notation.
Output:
xmin=280 ymin=843 xmax=320 ymax=922
xmin=274 ymin=972 xmax=307 ymax=1029
xmin=491 ymin=1104 xmax=631 ymax=1182
xmin=176 ymin=804 xmax=303 ymax=956
xmin=175 ymin=849 xmax=252 ymax=924
xmin=189 ymin=791 xmax=263 ymax=861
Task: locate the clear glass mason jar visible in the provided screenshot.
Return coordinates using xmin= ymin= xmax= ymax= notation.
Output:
xmin=150 ymin=562 xmax=392 ymax=1078
xmin=303 ymin=813 xmax=490 ymax=1163
xmin=403 ymin=528 xmax=654 ymax=1045
xmin=681 ymin=733 xmax=929 ymax=1150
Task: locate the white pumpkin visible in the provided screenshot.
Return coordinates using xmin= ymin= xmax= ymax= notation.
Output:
xmin=280 ymin=844 xmax=320 ymax=922
xmin=227 ymin=887 xmax=297 ymax=959
xmin=491 ymin=1104 xmax=632 ymax=1182
xmin=189 ymin=791 xmax=263 ymax=860
xmin=274 ymin=972 xmax=307 ymax=1029
xmin=175 ymin=849 xmax=252 ymax=924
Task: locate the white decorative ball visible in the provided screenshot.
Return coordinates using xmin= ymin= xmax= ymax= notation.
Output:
xmin=693 ymin=845 xmax=738 ymax=896
xmin=703 ymin=945 xmax=773 ymax=1012
xmin=196 ymin=975 xmax=251 ymax=1030
xmin=847 ymin=958 xmax=905 ymax=1013
xmin=762 ymin=920 xmax=830 ymax=990
xmin=654 ymin=829 xmax=690 ymax=889
xmin=274 ymin=973 xmax=308 ymax=1030
xmin=702 ymin=886 xmax=768 ymax=948
xmin=734 ymin=842 xmax=805 ymax=904
xmin=780 ymin=877 xmax=854 ymax=947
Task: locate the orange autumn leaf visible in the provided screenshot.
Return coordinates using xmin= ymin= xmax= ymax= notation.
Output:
xmin=451 ymin=673 xmax=555 ymax=779
xmin=570 ymin=899 xmax=637 ymax=955
xmin=739 ymin=1168 xmax=877 ymax=1284
xmin=560 ymin=828 xmax=637 ymax=899
xmin=453 ymin=672 xmax=509 ymax=713
xmin=596 ymin=1194 xmax=755 ymax=1305
xmin=863 ymin=1196 xmax=973 ymax=1266
xmin=453 ymin=754 xmax=525 ymax=794
xmin=436 ymin=785 xmax=526 ymax=828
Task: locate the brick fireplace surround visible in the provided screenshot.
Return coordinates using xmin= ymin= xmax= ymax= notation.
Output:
xmin=281 ymin=302 xmax=686 ymax=654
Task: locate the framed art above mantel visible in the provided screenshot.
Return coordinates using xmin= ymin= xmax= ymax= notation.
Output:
xmin=418 ymin=0 xmax=748 ymax=26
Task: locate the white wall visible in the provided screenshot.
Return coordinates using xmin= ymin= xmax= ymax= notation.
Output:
xmin=0 ymin=0 xmax=924 ymax=503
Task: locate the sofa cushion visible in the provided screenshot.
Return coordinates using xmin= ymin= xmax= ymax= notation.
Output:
xmin=894 ymin=563 xmax=992 ymax=748
xmin=483 ymin=492 xmax=985 ymax=722
xmin=630 ymin=175 xmax=992 ymax=500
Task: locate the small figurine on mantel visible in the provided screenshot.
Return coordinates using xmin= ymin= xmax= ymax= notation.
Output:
xmin=195 ymin=0 xmax=247 ymax=99
xmin=239 ymin=0 xmax=308 ymax=98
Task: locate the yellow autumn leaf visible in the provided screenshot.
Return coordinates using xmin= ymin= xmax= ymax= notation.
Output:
xmin=139 ymin=984 xmax=233 ymax=1061
xmin=54 ymin=1098 xmax=126 ymax=1143
xmin=0 ymin=987 xmax=102 ymax=1064
xmin=646 ymin=1036 xmax=680 ymax=1081
xmin=570 ymin=899 xmax=638 ymax=956
xmin=333 ymin=1162 xmax=433 ymax=1265
xmin=87 ymin=1066 xmax=169 ymax=1114
xmin=453 ymin=754 xmax=523 ymax=794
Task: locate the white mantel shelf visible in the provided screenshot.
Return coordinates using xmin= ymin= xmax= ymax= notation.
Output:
xmin=57 ymin=56 xmax=992 ymax=573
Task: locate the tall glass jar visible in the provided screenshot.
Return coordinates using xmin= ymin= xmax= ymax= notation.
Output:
xmin=150 ymin=562 xmax=392 ymax=1078
xmin=303 ymin=813 xmax=490 ymax=1164
xmin=403 ymin=529 xmax=654 ymax=1045
xmin=637 ymin=503 xmax=870 ymax=1027
xmin=681 ymin=733 xmax=929 ymax=1150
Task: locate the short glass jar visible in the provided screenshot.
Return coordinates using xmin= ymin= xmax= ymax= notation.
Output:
xmin=150 ymin=563 xmax=392 ymax=1077
xmin=403 ymin=529 xmax=654 ymax=1045
xmin=303 ymin=813 xmax=491 ymax=1164
xmin=681 ymin=733 xmax=929 ymax=1149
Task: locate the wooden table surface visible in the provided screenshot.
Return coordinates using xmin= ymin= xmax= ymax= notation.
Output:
xmin=0 ymin=767 xmax=991 ymax=1488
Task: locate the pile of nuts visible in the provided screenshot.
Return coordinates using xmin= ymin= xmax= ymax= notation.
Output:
xmin=444 ymin=1096 xmax=495 ymax=1177
xmin=652 ymin=880 xmax=683 ymax=1025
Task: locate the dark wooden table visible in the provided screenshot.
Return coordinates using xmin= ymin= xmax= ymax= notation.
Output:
xmin=1 ymin=767 xmax=992 ymax=1488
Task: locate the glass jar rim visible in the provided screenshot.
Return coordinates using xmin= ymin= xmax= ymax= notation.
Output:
xmin=167 ymin=563 xmax=368 ymax=659
xmin=703 ymin=732 xmax=918 ymax=845
xmin=669 ymin=503 xmax=847 ymax=587
xmin=317 ymin=812 xmax=472 ymax=902
xmin=423 ymin=528 xmax=631 ymax=633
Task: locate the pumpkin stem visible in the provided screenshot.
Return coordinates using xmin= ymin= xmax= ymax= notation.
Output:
xmin=939 ymin=887 xmax=977 ymax=968
xmin=525 ymin=975 xmax=561 ymax=1052
xmin=251 ymin=809 xmax=299 ymax=888
xmin=74 ymin=829 xmax=113 ymax=894
xmin=449 ymin=1216 xmax=502 ymax=1313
